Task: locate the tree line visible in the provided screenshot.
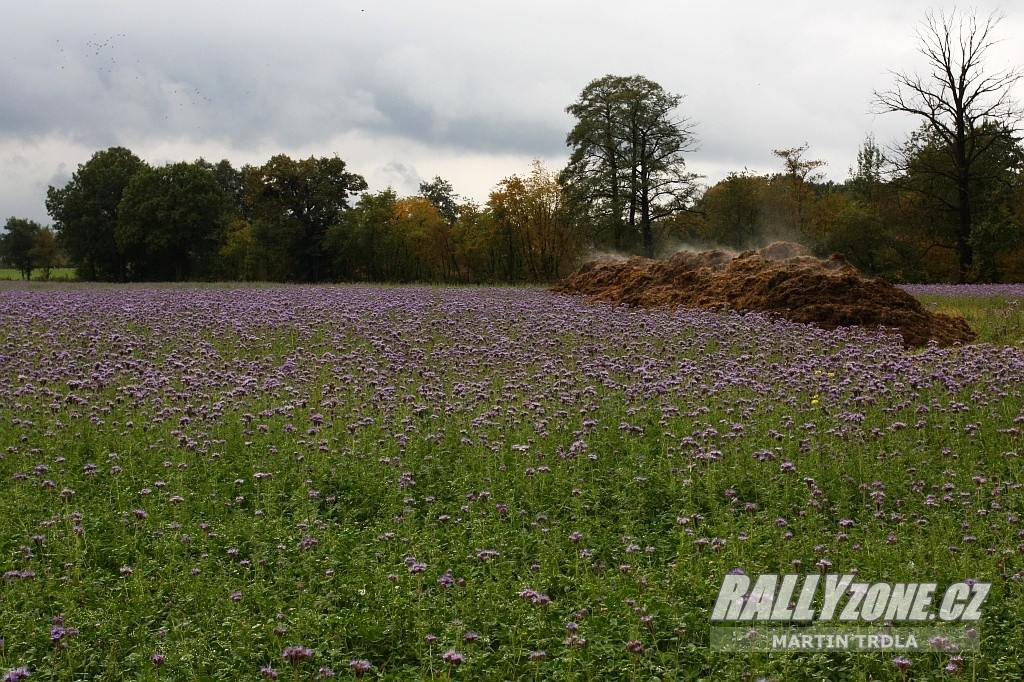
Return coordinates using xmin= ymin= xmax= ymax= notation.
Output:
xmin=26 ymin=151 xmax=582 ymax=284
xmin=3 ymin=8 xmax=1022 ymax=283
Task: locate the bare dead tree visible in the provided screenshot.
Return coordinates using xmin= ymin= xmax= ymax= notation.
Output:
xmin=873 ymin=7 xmax=1023 ymax=280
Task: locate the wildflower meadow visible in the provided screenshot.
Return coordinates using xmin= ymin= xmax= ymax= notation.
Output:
xmin=1 ymin=284 xmax=1023 ymax=680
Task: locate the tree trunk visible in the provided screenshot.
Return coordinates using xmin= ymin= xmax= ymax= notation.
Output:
xmin=955 ymin=182 xmax=973 ymax=282
xmin=640 ymin=173 xmax=654 ymax=259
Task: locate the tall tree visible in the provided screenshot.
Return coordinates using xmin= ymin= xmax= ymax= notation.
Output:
xmin=564 ymin=74 xmax=699 ymax=257
xmin=244 ymin=154 xmax=367 ymax=282
xmin=46 ymin=147 xmax=148 ymax=281
xmin=874 ymin=8 xmax=1023 ymax=280
xmin=0 ymin=217 xmax=43 ymax=279
xmin=116 ymin=161 xmax=232 ymax=281
xmin=896 ymin=122 xmax=1024 ymax=281
xmin=418 ymin=177 xmax=462 ymax=279
xmin=771 ymin=143 xmax=827 ymax=239
xmin=563 ymin=76 xmax=629 ymax=251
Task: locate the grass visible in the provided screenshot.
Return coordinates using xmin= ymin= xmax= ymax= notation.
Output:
xmin=0 ymin=268 xmax=77 ymax=282
xmin=916 ymin=294 xmax=1024 ymax=347
xmin=0 ymin=284 xmax=1021 ymax=680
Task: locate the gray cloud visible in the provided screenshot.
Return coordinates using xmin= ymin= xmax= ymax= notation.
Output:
xmin=2 ymin=0 xmax=1022 ymax=224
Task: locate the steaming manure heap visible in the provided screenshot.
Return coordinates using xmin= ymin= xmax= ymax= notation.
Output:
xmin=552 ymin=242 xmax=976 ymax=348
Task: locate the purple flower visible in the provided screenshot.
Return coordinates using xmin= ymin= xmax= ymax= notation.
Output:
xmin=518 ymin=588 xmax=551 ymax=604
xmin=282 ymin=646 xmax=313 ymax=665
xmin=892 ymin=656 xmax=911 ymax=671
xmin=2 ymin=668 xmax=31 ymax=682
xmin=441 ymin=649 xmax=464 ymax=666
xmin=260 ymin=666 xmax=279 ymax=679
xmin=50 ymin=625 xmax=79 ymax=645
xmin=348 ymin=659 xmax=371 ymax=677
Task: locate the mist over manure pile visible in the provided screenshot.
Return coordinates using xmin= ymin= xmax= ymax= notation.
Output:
xmin=552 ymin=242 xmax=976 ymax=348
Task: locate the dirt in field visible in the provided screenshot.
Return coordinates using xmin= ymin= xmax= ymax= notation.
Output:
xmin=551 ymin=242 xmax=977 ymax=348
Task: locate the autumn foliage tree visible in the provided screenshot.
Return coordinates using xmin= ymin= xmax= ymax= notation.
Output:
xmin=489 ymin=162 xmax=581 ymax=281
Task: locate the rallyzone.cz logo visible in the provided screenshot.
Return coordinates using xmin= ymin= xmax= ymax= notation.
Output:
xmin=710 ymin=573 xmax=990 ymax=651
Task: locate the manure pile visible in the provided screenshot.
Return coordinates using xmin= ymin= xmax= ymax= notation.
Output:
xmin=552 ymin=242 xmax=976 ymax=348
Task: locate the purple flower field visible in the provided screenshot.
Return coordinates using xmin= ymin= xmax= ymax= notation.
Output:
xmin=1 ymin=284 xmax=1023 ymax=679
xmin=901 ymin=284 xmax=1024 ymax=297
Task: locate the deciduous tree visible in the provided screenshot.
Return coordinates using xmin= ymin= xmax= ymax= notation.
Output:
xmin=117 ymin=161 xmax=231 ymax=281
xmin=46 ymin=147 xmax=148 ymax=281
xmin=874 ymin=8 xmax=1023 ymax=280
xmin=564 ymin=75 xmax=699 ymax=257
xmin=29 ymin=226 xmax=62 ymax=280
xmin=0 ymin=217 xmax=43 ymax=279
xmin=244 ymin=155 xmax=367 ymax=282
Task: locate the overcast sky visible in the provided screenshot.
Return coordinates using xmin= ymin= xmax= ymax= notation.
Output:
xmin=2 ymin=1 xmax=1022 ymax=225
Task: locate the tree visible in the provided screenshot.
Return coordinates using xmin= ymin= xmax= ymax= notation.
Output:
xmin=770 ymin=143 xmax=827 ymax=239
xmin=419 ymin=177 xmax=460 ymax=226
xmin=390 ymin=197 xmax=450 ymax=281
xmin=116 ymin=161 xmax=232 ymax=281
xmin=451 ymin=201 xmax=497 ymax=283
xmin=199 ymin=159 xmax=249 ymax=219
xmin=329 ymin=189 xmax=399 ymax=281
xmin=0 ymin=217 xmax=43 ymax=279
xmin=489 ymin=162 xmax=581 ymax=281
xmin=218 ymin=218 xmax=257 ymax=281
xmin=874 ymin=8 xmax=1023 ymax=280
xmin=29 ymin=227 xmax=62 ymax=280
xmin=699 ymin=172 xmax=769 ymax=248
xmin=244 ymin=154 xmax=367 ymax=282
xmin=895 ymin=122 xmax=1024 ymax=280
xmin=563 ymin=74 xmax=699 ymax=257
xmin=418 ymin=177 xmax=462 ymax=279
xmin=46 ymin=147 xmax=149 ymax=281
xmin=848 ymin=134 xmax=888 ymax=202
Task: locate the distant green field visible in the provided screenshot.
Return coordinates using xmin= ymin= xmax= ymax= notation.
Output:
xmin=0 ymin=267 xmax=77 ymax=281
xmin=912 ymin=291 xmax=1024 ymax=347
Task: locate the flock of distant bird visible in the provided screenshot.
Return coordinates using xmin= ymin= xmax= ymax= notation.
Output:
xmin=37 ymin=7 xmax=369 ymax=129
xmin=52 ymin=32 xmax=218 ymax=122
